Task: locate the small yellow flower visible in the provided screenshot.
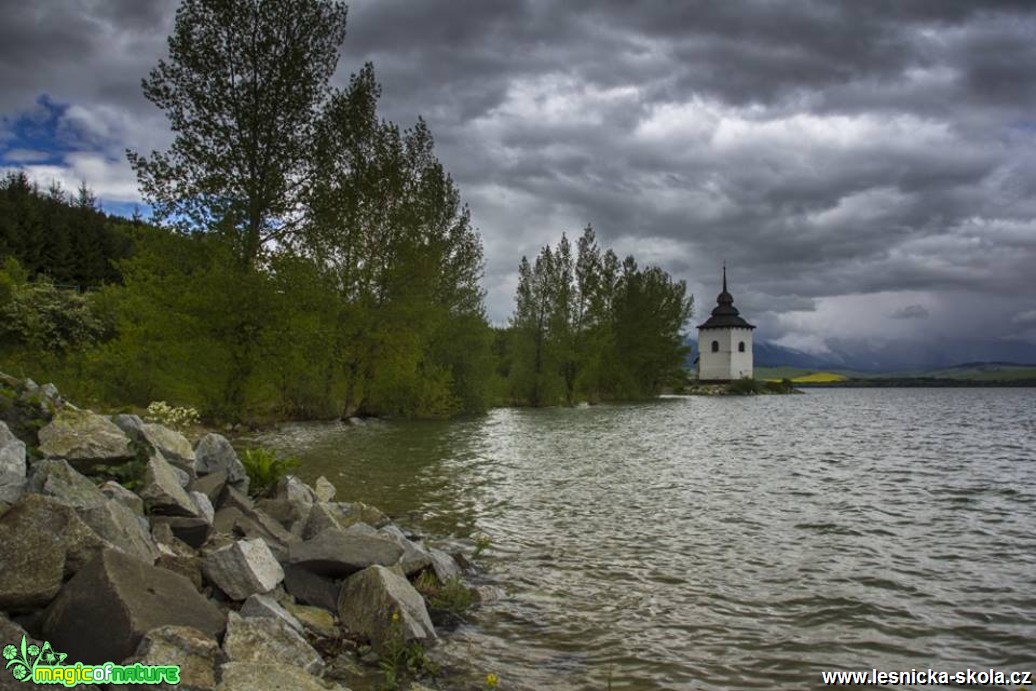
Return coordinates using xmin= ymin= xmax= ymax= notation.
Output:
xmin=486 ymin=672 xmax=499 ymax=687
xmin=392 ymin=610 xmax=400 ymax=622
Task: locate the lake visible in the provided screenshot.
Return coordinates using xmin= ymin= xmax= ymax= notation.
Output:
xmin=258 ymin=388 xmax=1036 ymax=690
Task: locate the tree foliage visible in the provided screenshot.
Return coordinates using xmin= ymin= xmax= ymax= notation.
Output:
xmin=128 ymin=0 xmax=348 ymax=268
xmin=505 ymin=226 xmax=693 ymax=405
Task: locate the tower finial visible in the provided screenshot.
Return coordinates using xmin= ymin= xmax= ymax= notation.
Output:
xmin=722 ymin=262 xmax=727 ymax=293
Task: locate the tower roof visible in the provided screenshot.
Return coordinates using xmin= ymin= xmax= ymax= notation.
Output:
xmin=697 ymin=266 xmax=756 ymax=330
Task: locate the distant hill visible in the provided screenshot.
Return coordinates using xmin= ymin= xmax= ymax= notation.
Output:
xmin=687 ymin=337 xmax=1036 ymax=375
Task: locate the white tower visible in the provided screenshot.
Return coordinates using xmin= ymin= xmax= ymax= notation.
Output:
xmin=697 ymin=266 xmax=755 ymax=381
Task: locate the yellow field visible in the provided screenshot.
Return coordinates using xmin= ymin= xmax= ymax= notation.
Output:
xmin=791 ymin=371 xmax=848 ymax=383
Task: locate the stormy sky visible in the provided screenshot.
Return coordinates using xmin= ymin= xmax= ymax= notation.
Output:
xmin=2 ymin=1 xmax=1035 ymax=366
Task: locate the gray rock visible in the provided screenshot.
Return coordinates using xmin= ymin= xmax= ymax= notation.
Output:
xmin=76 ymin=499 xmax=160 ymax=564
xmin=301 ymin=502 xmax=344 ymax=540
xmin=216 ymin=661 xmax=346 ymax=691
xmin=142 ymin=423 xmax=196 ymax=474
xmin=26 ymin=458 xmax=107 ymax=508
xmin=194 ymin=434 xmax=248 ymax=493
xmin=140 ymin=452 xmax=200 ymax=517
xmin=0 ymin=614 xmax=44 ymax=691
xmin=378 ymin=526 xmax=433 ymax=576
xmin=0 ymin=494 xmax=110 ymax=611
xmin=112 ymin=413 xmax=146 ymax=442
xmin=172 ymin=464 xmax=192 ymax=487
xmin=0 ymin=421 xmax=27 ymax=504
xmin=288 ymin=528 xmax=403 ymax=578
xmin=190 ymin=470 xmax=227 ymax=506
xmin=37 ymin=409 xmax=134 ymax=471
xmin=282 ymin=564 xmax=341 ymax=613
xmin=212 ymin=500 xmax=299 ymax=561
xmin=277 ymin=474 xmax=317 ymax=505
xmin=344 ymin=522 xmax=379 ymax=537
xmin=113 ymin=625 xmax=223 ymax=691
xmin=337 ymin=501 xmax=391 ymax=529
xmin=428 ymin=548 xmax=463 ymax=583
xmin=281 ymin=600 xmax=337 ymax=638
xmin=41 ymin=548 xmax=226 ymax=664
xmin=314 ymin=476 xmax=336 ymax=502
xmin=191 ymin=491 xmax=215 ymax=525
xmin=337 ymin=565 xmax=436 ymax=650
xmin=99 ymin=480 xmax=146 ymax=515
xmin=150 ymin=515 xmax=212 ymax=549
xmin=240 ymin=592 xmax=304 ymax=633
xmin=222 ymin=611 xmax=324 ymax=675
xmin=203 ymin=538 xmax=284 ymax=601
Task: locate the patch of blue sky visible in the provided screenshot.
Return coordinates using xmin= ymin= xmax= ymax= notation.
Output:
xmin=0 ymin=94 xmax=73 ymax=167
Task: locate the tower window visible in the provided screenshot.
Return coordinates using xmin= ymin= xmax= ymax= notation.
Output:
xmin=738 ymin=341 xmax=745 ymax=352
xmin=711 ymin=340 xmax=719 ymax=353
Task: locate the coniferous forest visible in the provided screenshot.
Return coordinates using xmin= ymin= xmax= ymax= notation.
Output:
xmin=0 ymin=0 xmax=693 ymax=422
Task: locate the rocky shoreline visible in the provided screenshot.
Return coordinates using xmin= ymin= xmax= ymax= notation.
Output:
xmin=0 ymin=374 xmax=485 ymax=691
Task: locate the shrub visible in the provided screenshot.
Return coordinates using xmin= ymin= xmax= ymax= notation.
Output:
xmin=144 ymin=400 xmax=200 ymax=431
xmin=240 ymin=446 xmax=299 ymax=498
xmin=727 ymin=377 xmax=761 ymax=395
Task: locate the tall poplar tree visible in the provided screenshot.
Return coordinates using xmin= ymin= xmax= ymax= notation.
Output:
xmin=128 ymin=0 xmax=348 ymax=268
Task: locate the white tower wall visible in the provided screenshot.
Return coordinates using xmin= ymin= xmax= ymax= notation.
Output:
xmin=698 ymin=327 xmax=754 ymax=381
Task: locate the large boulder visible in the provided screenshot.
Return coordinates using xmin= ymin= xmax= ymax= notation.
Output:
xmin=26 ymin=458 xmax=106 ymax=508
xmin=41 ymin=548 xmax=226 ymax=664
xmin=288 ymin=528 xmax=403 ymax=578
xmin=222 ymin=611 xmax=324 ymax=675
xmin=141 ymin=423 xmax=196 ymax=474
xmin=0 ymin=421 xmax=27 ymax=505
xmin=216 ymin=662 xmax=346 ymax=691
xmin=194 ymin=434 xmax=248 ymax=494
xmin=337 ymin=565 xmax=436 ymax=650
xmin=111 ymin=626 xmax=223 ymax=691
xmin=0 ymin=494 xmax=109 ymax=611
xmin=202 ymin=538 xmax=284 ymax=601
xmin=36 ymin=409 xmax=134 ymax=471
xmin=139 ymin=453 xmax=201 ymax=517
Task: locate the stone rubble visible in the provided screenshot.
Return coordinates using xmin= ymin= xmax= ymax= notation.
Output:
xmin=0 ymin=373 xmax=487 ymax=690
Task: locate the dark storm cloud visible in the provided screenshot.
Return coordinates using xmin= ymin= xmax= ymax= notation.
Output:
xmin=1 ymin=0 xmax=1034 ymax=360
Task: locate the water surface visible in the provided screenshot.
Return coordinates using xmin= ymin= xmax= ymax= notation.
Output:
xmin=260 ymin=388 xmax=1036 ymax=690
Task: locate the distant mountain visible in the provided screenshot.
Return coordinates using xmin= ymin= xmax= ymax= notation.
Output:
xmin=686 ymin=337 xmax=1036 ymax=374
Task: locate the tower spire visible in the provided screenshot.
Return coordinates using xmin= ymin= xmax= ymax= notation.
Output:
xmin=722 ymin=262 xmax=727 ymax=293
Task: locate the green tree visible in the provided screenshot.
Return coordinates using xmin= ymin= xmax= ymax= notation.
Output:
xmin=128 ymin=0 xmax=348 ymax=269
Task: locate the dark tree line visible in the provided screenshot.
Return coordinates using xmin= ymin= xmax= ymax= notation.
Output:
xmin=0 ymin=172 xmax=131 ymax=288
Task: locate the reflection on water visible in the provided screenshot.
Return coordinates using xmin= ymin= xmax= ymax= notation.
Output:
xmin=259 ymin=389 xmax=1036 ymax=690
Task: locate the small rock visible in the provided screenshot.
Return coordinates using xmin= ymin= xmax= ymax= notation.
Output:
xmin=140 ymin=452 xmax=200 ymax=517
xmin=194 ymin=434 xmax=248 ymax=493
xmin=301 ymin=502 xmax=344 ymax=540
xmin=112 ymin=413 xmax=146 ymax=442
xmin=191 ymin=491 xmax=215 ymax=525
xmin=240 ymin=592 xmax=304 ymax=633
xmin=378 ymin=526 xmax=432 ymax=576
xmin=282 ymin=600 xmax=338 ymax=638
xmin=203 ymin=538 xmax=284 ymax=601
xmin=428 ymin=548 xmax=463 ymax=583
xmin=313 ymin=476 xmax=336 ymax=502
xmin=142 ymin=422 xmax=196 ymax=473
xmin=222 ymin=611 xmax=324 ymax=675
xmin=337 ymin=565 xmax=436 ymax=650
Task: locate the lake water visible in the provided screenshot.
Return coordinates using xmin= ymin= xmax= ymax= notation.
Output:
xmin=258 ymin=388 xmax=1036 ymax=690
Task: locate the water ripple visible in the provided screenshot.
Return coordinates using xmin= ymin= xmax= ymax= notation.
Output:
xmin=260 ymin=388 xmax=1036 ymax=689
